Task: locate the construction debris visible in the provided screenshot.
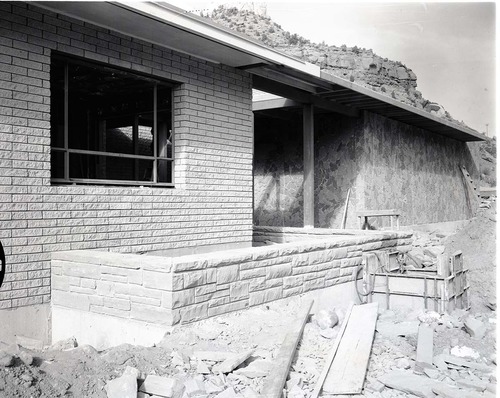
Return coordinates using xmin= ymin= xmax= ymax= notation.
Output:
xmin=415 ymin=324 xmax=434 ymax=374
xmin=313 ymin=309 xmax=339 ymax=330
xmin=322 ymin=302 xmax=378 ymax=394
xmin=261 ymin=299 xmax=314 ymax=397
xmin=105 ymin=367 xmax=139 ymax=398
xmin=0 ymin=350 xmax=14 ymax=367
xmin=139 ymin=375 xmax=185 ymax=398
xmin=378 ymin=370 xmax=443 ymax=398
xmin=212 ymin=350 xmax=254 ymax=374
xmin=464 ymin=316 xmax=487 ymax=339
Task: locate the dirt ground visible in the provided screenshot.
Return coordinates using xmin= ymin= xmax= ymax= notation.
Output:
xmin=0 ymin=204 xmax=496 ymax=398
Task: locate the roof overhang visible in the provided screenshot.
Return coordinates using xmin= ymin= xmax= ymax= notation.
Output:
xmin=34 ymin=1 xmax=485 ymax=142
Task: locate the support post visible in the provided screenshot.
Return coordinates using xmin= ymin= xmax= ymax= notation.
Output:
xmin=303 ymin=104 xmax=314 ymax=228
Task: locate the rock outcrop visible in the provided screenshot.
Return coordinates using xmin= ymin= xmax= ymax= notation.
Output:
xmin=206 ymin=6 xmax=463 ymax=126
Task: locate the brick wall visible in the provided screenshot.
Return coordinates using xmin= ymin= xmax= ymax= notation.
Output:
xmin=0 ymin=2 xmax=254 ymax=310
xmin=51 ymin=230 xmax=413 ymax=326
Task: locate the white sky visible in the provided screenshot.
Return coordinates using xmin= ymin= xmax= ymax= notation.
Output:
xmin=168 ymin=1 xmax=496 ymax=136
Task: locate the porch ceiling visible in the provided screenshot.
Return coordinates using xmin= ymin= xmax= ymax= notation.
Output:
xmin=34 ymin=1 xmax=485 ymax=143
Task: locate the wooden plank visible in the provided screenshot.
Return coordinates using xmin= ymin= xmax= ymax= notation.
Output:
xmin=356 ymin=209 xmax=399 ymax=217
xmin=303 ymin=104 xmax=314 ymax=228
xmin=252 ymin=97 xmax=301 ymax=111
xmin=261 ymin=299 xmax=314 ymax=397
xmin=322 ymin=302 xmax=379 ymax=394
xmin=341 ymin=188 xmax=351 ymax=229
xmin=311 ymin=303 xmax=354 ymax=398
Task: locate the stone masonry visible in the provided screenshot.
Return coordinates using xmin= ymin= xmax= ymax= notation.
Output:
xmin=0 ymin=2 xmax=254 ymax=311
xmin=51 ymin=231 xmax=413 ymax=325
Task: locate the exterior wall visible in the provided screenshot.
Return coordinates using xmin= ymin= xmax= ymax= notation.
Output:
xmin=51 ymin=230 xmax=412 ymax=340
xmin=360 ymin=112 xmax=479 ymax=225
xmin=253 ymin=110 xmax=479 ymax=229
xmin=0 ymin=2 xmax=254 ymax=312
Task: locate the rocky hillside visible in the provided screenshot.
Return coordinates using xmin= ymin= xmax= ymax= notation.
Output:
xmin=206 ymin=5 xmax=462 ymax=124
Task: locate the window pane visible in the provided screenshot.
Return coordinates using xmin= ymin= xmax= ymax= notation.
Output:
xmin=50 ymin=56 xmax=174 ymax=186
xmin=157 ymin=159 xmax=173 ymax=184
xmin=51 ymin=150 xmax=64 ymax=179
xmin=69 ymin=153 xmax=154 ymax=182
xmin=50 ymin=59 xmax=65 ymax=148
xmin=157 ymin=86 xmax=173 ymax=160
xmin=67 ymin=62 xmax=154 ymax=154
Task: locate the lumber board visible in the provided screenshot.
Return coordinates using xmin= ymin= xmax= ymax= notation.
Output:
xmin=311 ymin=303 xmax=354 ymax=398
xmin=261 ymin=299 xmax=314 ymax=397
xmin=322 ymin=302 xmax=379 ymax=394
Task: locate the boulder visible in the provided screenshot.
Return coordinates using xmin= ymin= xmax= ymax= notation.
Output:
xmin=50 ymin=337 xmax=78 ymax=351
xmin=139 ymin=375 xmax=184 ymax=398
xmin=105 ymin=367 xmax=139 ymax=398
xmin=314 ymin=309 xmax=339 ymax=330
xmin=0 ymin=350 xmax=14 ymax=367
xmin=464 ymin=316 xmax=487 ymax=339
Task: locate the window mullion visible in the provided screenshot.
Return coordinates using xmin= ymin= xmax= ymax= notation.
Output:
xmin=153 ymin=84 xmax=158 ymax=183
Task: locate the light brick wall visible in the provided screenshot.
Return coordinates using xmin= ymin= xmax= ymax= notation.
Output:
xmin=51 ymin=231 xmax=413 ymax=325
xmin=0 ymin=2 xmax=254 ymax=310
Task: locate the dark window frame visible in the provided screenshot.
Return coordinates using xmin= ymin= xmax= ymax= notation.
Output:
xmin=50 ymin=53 xmax=175 ymax=187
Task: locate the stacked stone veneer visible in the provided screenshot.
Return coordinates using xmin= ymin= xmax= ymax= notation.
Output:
xmin=52 ymin=230 xmax=412 ymax=325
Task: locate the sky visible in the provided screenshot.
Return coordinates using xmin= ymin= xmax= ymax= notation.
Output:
xmin=168 ymin=1 xmax=496 ymax=137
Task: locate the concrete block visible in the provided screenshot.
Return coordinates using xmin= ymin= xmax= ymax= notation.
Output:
xmin=184 ymin=377 xmax=206 ymax=397
xmin=216 ymin=265 xmax=239 ymax=284
xmin=464 ymin=316 xmax=486 ymax=339
xmin=195 ymin=284 xmax=216 ymax=296
xmin=90 ymin=305 xmax=130 ymax=319
xmin=283 ymin=275 xmax=303 ymax=289
xmin=179 ymin=303 xmax=208 ymax=323
xmin=96 ymin=280 xmax=114 ymax=297
xmin=183 ymin=271 xmax=206 ymax=289
xmin=206 ymin=268 xmax=217 ymax=283
xmin=304 ymin=278 xmax=324 ymax=292
xmin=80 ymin=279 xmax=96 ymax=289
xmin=249 ymin=287 xmax=282 ymax=306
xmin=61 ymin=261 xmax=101 ymax=279
xmin=171 ymin=258 xmax=207 ymax=272
xmin=283 ymin=286 xmax=303 ymax=298
xmin=208 ymin=296 xmax=230 ymax=308
xmin=266 ymin=263 xmax=292 ymax=280
xmin=52 ymin=290 xmax=90 ymax=311
xmin=229 ymin=282 xmax=249 ymax=300
xmin=240 ymin=267 xmax=266 ymax=280
xmin=170 ymin=289 xmax=195 ymax=309
xmin=212 ymin=350 xmax=253 ymax=373
xmin=291 ymin=254 xmax=309 ymax=267
xmin=114 ymin=283 xmax=162 ymax=300
xmin=248 ymin=277 xmax=266 ymax=292
xmin=143 ymin=270 xmax=177 ymax=290
xmin=340 ymin=257 xmax=362 ymax=268
xmin=265 ymin=278 xmax=282 ymax=289
xmin=208 ymin=300 xmax=248 ymax=317
xmin=130 ymin=303 xmax=177 ymax=326
xmin=139 ymin=375 xmax=184 ymax=398
xmin=102 ymin=297 xmax=130 ymax=311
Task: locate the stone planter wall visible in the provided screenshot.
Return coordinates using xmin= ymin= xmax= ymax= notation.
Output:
xmin=52 ymin=230 xmax=412 ymax=327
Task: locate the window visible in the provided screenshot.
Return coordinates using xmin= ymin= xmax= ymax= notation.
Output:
xmin=50 ymin=55 xmax=174 ymax=186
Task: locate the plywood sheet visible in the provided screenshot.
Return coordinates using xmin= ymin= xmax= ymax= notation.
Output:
xmin=322 ymin=302 xmax=378 ymax=394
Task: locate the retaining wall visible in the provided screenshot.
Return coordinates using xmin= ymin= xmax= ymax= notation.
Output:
xmin=51 ymin=230 xmax=413 ymax=330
